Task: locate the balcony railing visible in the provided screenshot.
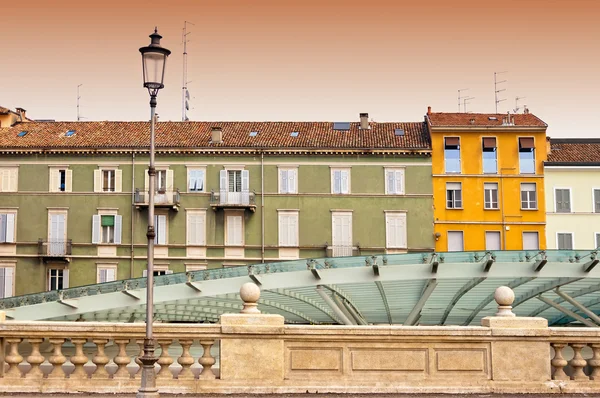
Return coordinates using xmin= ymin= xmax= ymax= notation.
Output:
xmin=134 ymin=188 xmax=180 ymax=210
xmin=37 ymin=239 xmax=72 ymax=257
xmin=210 ymin=191 xmax=256 ymax=212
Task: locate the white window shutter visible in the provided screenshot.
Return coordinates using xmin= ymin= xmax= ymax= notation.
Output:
xmin=154 ymin=215 xmax=158 ymax=245
xmin=157 ymin=215 xmax=166 ymax=245
xmin=219 ymin=170 xmax=227 ymax=204
xmin=114 ymin=169 xmax=123 ymax=193
xmin=9 ymin=169 xmax=17 ymax=192
xmin=188 ymin=170 xmax=195 ymax=191
xmin=107 ymin=268 xmax=116 ymax=282
xmin=199 ymin=213 xmax=206 ymax=245
xmin=0 ymin=214 xmax=7 ymax=243
xmin=65 ymin=169 xmax=73 ymax=192
xmin=241 ymin=170 xmax=249 ymax=193
xmin=290 ymin=214 xmax=298 ymax=246
xmin=92 ymin=215 xmax=101 ymax=244
xmin=4 ymin=267 xmax=13 ymax=298
xmin=398 ymin=213 xmax=407 ymax=248
xmin=5 ymin=214 xmax=15 ymax=243
xmin=49 ymin=169 xmax=58 ymax=192
xmin=341 ymin=171 xmax=349 ymax=193
xmin=333 ymin=171 xmax=341 ymax=193
xmin=279 ymin=215 xmax=287 ymax=246
xmin=94 ymin=169 xmax=102 ymax=192
xmin=395 ymin=171 xmax=404 ymax=194
xmin=188 ymin=214 xmax=198 ymax=245
xmin=166 ymin=169 xmax=174 ymax=191
xmin=143 ymin=269 xmax=148 ymax=277
xmin=227 ymin=216 xmax=235 ymax=245
xmin=166 ymin=270 xmax=174 ymax=275
xmin=114 ymin=215 xmax=122 ymax=244
xmin=280 ymin=170 xmax=288 ymax=193
xmin=290 ymin=169 xmax=297 ymax=193
xmin=144 ymin=169 xmax=150 ymax=193
xmin=63 ymin=270 xmax=69 ymax=289
xmin=99 ymin=269 xmax=107 ymax=283
xmin=387 ymin=171 xmax=395 ymax=194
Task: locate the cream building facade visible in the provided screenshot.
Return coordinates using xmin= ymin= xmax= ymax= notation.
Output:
xmin=545 ymin=138 xmax=600 ymax=250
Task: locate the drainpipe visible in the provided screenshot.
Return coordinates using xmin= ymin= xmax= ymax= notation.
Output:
xmin=130 ymin=151 xmax=136 ymax=278
xmin=261 ymin=150 xmax=265 ymax=263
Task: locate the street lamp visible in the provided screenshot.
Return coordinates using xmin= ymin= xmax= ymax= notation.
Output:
xmin=138 ymin=27 xmax=170 ymax=398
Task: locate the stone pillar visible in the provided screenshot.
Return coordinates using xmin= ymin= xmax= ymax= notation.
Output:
xmin=481 ymin=286 xmax=551 ymax=382
xmin=219 ymin=282 xmax=285 ymax=382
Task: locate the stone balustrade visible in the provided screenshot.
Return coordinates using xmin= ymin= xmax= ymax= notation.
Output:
xmin=1 ymin=285 xmax=600 ymax=394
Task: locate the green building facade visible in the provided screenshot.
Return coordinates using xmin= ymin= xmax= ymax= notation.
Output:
xmin=0 ymin=117 xmax=433 ymax=296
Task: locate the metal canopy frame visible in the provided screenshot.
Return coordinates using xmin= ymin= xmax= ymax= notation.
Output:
xmin=2 ymin=250 xmax=600 ymax=327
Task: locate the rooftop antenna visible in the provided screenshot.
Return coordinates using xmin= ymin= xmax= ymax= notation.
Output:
xmin=494 ymin=71 xmax=508 ymax=113
xmin=458 ymin=88 xmax=469 ymax=112
xmin=463 ymin=97 xmax=475 ymax=113
xmin=514 ymin=96 xmax=526 ymax=113
xmin=77 ymin=84 xmax=83 ymax=121
xmin=182 ymin=21 xmax=195 ymax=122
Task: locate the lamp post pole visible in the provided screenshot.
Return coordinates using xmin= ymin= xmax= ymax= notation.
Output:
xmin=138 ymin=28 xmax=170 ymax=398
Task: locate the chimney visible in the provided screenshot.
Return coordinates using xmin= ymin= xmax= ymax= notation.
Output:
xmin=359 ymin=113 xmax=369 ymax=130
xmin=15 ymin=107 xmax=27 ymax=122
xmin=211 ymin=127 xmax=223 ymax=144
xmin=546 ymin=136 xmax=552 ymax=156
xmin=427 ymin=106 xmax=431 ymax=116
xmin=469 ymin=118 xmax=475 ymax=125
xmin=524 ymin=105 xmax=529 ymax=114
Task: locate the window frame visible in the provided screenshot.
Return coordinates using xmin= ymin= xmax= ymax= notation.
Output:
xmin=595 ymin=232 xmax=600 ymax=249
xmin=92 ymin=209 xmax=122 ymax=245
xmin=49 ymin=166 xmax=72 ymax=193
xmin=592 ymin=188 xmax=600 ymax=213
xmin=0 ymin=167 xmax=18 ymax=192
xmin=0 ymin=262 xmax=16 ymax=299
xmin=187 ymin=167 xmax=206 ymax=193
xmin=444 ymin=137 xmax=461 ymax=174
xmin=278 ymin=166 xmax=298 ymax=194
xmin=384 ymin=167 xmax=405 ymax=195
xmin=447 ymin=230 xmax=464 ymax=252
xmin=47 ymin=266 xmax=68 ymax=291
xmin=94 ymin=167 xmax=122 ymax=193
xmin=520 ymin=182 xmax=538 ymax=210
xmin=554 ymin=187 xmax=572 ymax=213
xmin=278 ymin=210 xmax=299 ymax=247
xmin=518 ymin=137 xmax=536 ymax=174
xmin=483 ymin=182 xmax=499 ymax=210
xmin=186 ymin=209 xmax=207 ymax=246
xmin=556 ymin=232 xmax=575 ymax=250
xmin=385 ymin=211 xmax=407 ymax=249
xmin=446 ymin=182 xmax=463 ymax=209
xmin=522 ymin=231 xmax=540 ymax=251
xmin=485 ymin=230 xmax=502 ymax=251
xmin=481 ymin=137 xmax=498 ymax=174
xmin=96 ymin=263 xmax=117 ymax=284
xmin=330 ymin=167 xmax=351 ymax=194
xmin=154 ymin=213 xmax=168 ymax=246
xmin=0 ymin=209 xmax=17 ymax=244
xmin=225 ymin=211 xmax=244 ymax=246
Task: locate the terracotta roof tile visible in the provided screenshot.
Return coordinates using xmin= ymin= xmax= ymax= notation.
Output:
xmin=547 ymin=139 xmax=600 ymax=164
xmin=0 ymin=121 xmax=431 ymax=151
xmin=428 ymin=112 xmax=547 ymax=127
xmin=0 ymin=106 xmax=12 ymax=115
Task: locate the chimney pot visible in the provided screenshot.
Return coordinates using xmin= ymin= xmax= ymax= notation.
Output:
xmin=469 ymin=118 xmax=475 ymax=125
xmin=211 ymin=126 xmax=223 ymax=144
xmin=359 ymin=113 xmax=369 ymax=130
xmin=427 ymin=106 xmax=431 ymax=116
xmin=15 ymin=107 xmax=27 ymax=122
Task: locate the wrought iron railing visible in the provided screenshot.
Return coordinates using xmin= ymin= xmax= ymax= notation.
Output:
xmin=37 ymin=239 xmax=72 ymax=256
xmin=134 ymin=188 xmax=180 ymax=206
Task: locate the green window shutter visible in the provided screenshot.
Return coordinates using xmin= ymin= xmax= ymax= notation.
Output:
xmin=101 ymin=215 xmax=115 ymax=227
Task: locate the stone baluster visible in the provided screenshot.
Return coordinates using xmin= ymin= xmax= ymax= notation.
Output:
xmin=589 ymin=343 xmax=600 ymax=381
xmin=47 ymin=338 xmax=67 ymax=378
xmin=26 ymin=338 xmax=45 ymax=379
xmin=198 ymin=340 xmax=216 ymax=380
xmin=4 ymin=337 xmax=23 ymax=378
xmin=69 ymin=338 xmax=89 ymax=380
xmin=156 ymin=339 xmax=174 ymax=379
xmin=134 ymin=339 xmax=145 ymax=378
xmin=113 ymin=339 xmax=132 ymax=379
xmin=570 ymin=343 xmax=589 ymax=381
xmin=177 ymin=339 xmax=195 ymax=380
xmin=551 ymin=343 xmax=569 ymax=380
xmin=91 ymin=339 xmax=110 ymax=379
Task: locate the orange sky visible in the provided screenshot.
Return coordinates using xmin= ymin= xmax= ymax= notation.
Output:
xmin=1 ymin=0 xmax=598 ymax=137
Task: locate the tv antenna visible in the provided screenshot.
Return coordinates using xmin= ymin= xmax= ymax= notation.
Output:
xmin=458 ymin=88 xmax=469 ymax=112
xmin=463 ymin=96 xmax=475 ymax=113
xmin=514 ymin=96 xmax=526 ymax=113
xmin=76 ymin=84 xmax=87 ymax=121
xmin=182 ymin=21 xmax=195 ymax=121
xmin=494 ymin=71 xmax=507 ymax=113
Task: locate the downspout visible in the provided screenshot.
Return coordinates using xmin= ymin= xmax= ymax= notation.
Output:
xmin=261 ymin=150 xmax=265 ymax=263
xmin=130 ymin=151 xmax=136 ymax=278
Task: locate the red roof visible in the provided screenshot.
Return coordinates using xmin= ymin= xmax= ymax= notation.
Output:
xmin=547 ymin=139 xmax=600 ymax=164
xmin=0 ymin=121 xmax=430 ymax=151
xmin=428 ymin=113 xmax=547 ymax=127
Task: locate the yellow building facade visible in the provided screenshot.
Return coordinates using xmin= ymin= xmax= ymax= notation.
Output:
xmin=427 ymin=110 xmax=548 ymax=252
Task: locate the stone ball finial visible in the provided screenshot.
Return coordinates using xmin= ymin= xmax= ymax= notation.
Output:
xmin=240 ymin=282 xmax=261 ymax=314
xmin=494 ymin=286 xmax=516 ymax=317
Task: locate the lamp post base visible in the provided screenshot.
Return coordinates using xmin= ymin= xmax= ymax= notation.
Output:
xmin=137 ymin=339 xmax=159 ymax=398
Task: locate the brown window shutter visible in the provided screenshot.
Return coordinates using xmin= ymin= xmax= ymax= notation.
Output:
xmin=519 ymin=137 xmax=535 ymax=149
xmin=445 ymin=137 xmax=460 ymax=146
xmin=482 ymin=137 xmax=497 ymax=149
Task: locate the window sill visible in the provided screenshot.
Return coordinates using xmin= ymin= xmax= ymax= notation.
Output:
xmin=520 ymin=208 xmax=539 ymax=211
xmin=446 ymin=207 xmax=464 ymax=210
xmin=484 ymin=208 xmax=500 ymax=211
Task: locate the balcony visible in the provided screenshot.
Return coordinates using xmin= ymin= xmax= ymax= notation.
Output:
xmin=210 ymin=190 xmax=257 ymax=212
xmin=38 ymin=239 xmax=72 ymax=262
xmin=134 ymin=188 xmax=180 ymax=211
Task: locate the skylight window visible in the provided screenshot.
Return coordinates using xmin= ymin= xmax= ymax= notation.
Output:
xmin=488 ymin=116 xmax=498 ymax=121
xmin=17 ymin=131 xmax=27 ymax=137
xmin=249 ymin=131 xmax=258 ymax=137
xmin=394 ymin=129 xmax=405 ymax=136
xmin=333 ymin=122 xmax=350 ymax=131
xmin=65 ymin=130 xmax=76 ymax=137
xmin=290 ymin=131 xmax=299 ymax=137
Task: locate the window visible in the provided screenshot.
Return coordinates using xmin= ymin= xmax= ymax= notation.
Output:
xmin=92 ymin=214 xmax=122 ymax=244
xmin=385 ymin=212 xmax=407 ymax=249
xmin=48 ymin=268 xmax=68 ymax=291
xmin=523 ymin=232 xmax=539 ymax=250
xmin=279 ymin=168 xmax=298 ymax=194
xmin=482 ymin=137 xmax=497 ymax=174
xmin=447 ymin=231 xmax=464 ymax=252
xmin=48 ymin=210 xmax=67 ymax=256
xmin=557 ymin=233 xmax=574 ymax=250
xmin=331 ymin=168 xmax=351 ymax=194
xmin=332 ymin=212 xmax=353 ymax=257
xmin=594 ymin=189 xmax=600 ymax=213
xmin=143 ymin=265 xmax=173 ymax=277
xmin=185 ymin=263 xmax=207 ymax=272
xmin=219 ymin=169 xmax=250 ymax=205
xmin=154 ymin=214 xmax=167 ymax=245
xmin=446 ymin=182 xmax=462 ymax=209
xmin=0 ymin=213 xmax=16 ymax=243
xmin=187 ymin=210 xmax=206 ymax=246
xmin=385 ymin=168 xmax=405 ymax=195
xmin=555 ymin=189 xmax=571 ymax=213
xmin=0 ymin=167 xmax=18 ymax=192
xmin=49 ymin=168 xmax=72 ymax=192
xmin=228 ymin=170 xmax=242 ymax=192
xmin=518 ymin=137 xmax=535 ymax=174
xmin=595 ymin=233 xmax=600 ymax=249
xmin=97 ymin=265 xmax=117 ymax=283
xmin=226 ymin=214 xmax=243 ymax=246
xmin=0 ymin=266 xmax=15 ymax=298
xmin=278 ymin=211 xmax=299 ymax=247
xmin=521 ymin=183 xmax=537 ymax=209
xmin=157 ymin=170 xmax=167 ymax=192
xmin=485 ymin=231 xmax=501 ymax=250
xmin=94 ymin=168 xmax=122 ymax=193
xmin=444 ymin=137 xmax=461 ymax=173
xmin=187 ymin=168 xmax=205 ymax=192
xmin=484 ymin=183 xmax=499 ymax=209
